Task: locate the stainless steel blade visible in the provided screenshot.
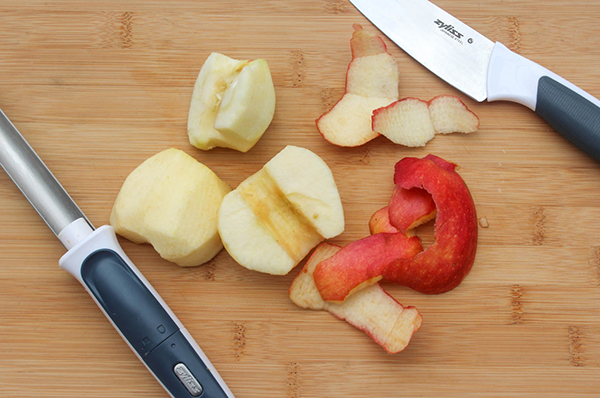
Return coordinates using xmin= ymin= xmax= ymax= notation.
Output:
xmin=0 ymin=109 xmax=93 ymax=238
xmin=349 ymin=0 xmax=495 ymax=101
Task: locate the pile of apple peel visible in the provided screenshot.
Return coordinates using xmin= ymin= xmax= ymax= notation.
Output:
xmin=290 ymin=154 xmax=478 ymax=353
xmin=317 ymin=24 xmax=479 ymax=147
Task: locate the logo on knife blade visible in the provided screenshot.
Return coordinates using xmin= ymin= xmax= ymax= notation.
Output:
xmin=434 ymin=19 xmax=467 ymax=44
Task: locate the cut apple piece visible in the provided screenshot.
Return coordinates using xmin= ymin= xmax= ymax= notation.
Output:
xmin=385 ymin=154 xmax=478 ymax=294
xmin=110 ymin=148 xmax=231 ymax=267
xmin=371 ymin=95 xmax=479 ymax=147
xmin=428 ymin=95 xmax=480 ymax=134
xmin=372 ymin=98 xmax=435 ymax=147
xmin=316 ymin=24 xmax=399 ymax=147
xmin=290 ymin=243 xmax=423 ymax=354
xmin=218 ymin=146 xmax=344 ymax=275
xmin=313 ymin=233 xmax=422 ymax=303
xmin=187 ymin=52 xmax=276 ymax=152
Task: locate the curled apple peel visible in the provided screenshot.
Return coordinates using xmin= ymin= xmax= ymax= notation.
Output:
xmin=313 ymin=155 xmax=478 ymax=302
xmin=387 ymin=154 xmax=478 ymax=294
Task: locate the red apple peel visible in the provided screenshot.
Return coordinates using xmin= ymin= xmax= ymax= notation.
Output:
xmin=290 ymin=243 xmax=423 ymax=354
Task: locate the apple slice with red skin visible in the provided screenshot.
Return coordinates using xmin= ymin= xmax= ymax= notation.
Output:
xmin=313 ymin=232 xmax=422 ymax=303
xmin=384 ymin=154 xmax=478 ymax=294
xmin=290 ymin=242 xmax=423 ymax=354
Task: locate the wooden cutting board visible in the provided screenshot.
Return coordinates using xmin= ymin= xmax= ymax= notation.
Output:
xmin=1 ymin=1 xmax=600 ymax=397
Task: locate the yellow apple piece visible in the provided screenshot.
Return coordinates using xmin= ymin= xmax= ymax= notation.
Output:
xmin=218 ymin=145 xmax=344 ymax=275
xmin=290 ymin=242 xmax=423 ymax=354
xmin=316 ymin=24 xmax=399 ymax=147
xmin=110 ymin=148 xmax=231 ymax=267
xmin=187 ymin=52 xmax=276 ymax=152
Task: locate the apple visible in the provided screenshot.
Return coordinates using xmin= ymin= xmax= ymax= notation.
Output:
xmin=384 ymin=154 xmax=478 ymax=294
xmin=316 ymin=24 xmax=399 ymax=147
xmin=289 ymin=242 xmax=423 ymax=354
xmin=110 ymin=148 xmax=231 ymax=267
xmin=218 ymin=145 xmax=344 ymax=275
xmin=372 ymin=95 xmax=479 ymax=147
xmin=428 ymin=95 xmax=480 ymax=135
xmin=372 ymin=98 xmax=435 ymax=147
xmin=313 ymin=232 xmax=422 ymax=303
xmin=313 ymin=155 xmax=477 ymax=300
xmin=368 ymin=206 xmax=399 ymax=235
xmin=187 ymin=52 xmax=276 ymax=152
xmin=388 ymin=186 xmax=436 ymax=232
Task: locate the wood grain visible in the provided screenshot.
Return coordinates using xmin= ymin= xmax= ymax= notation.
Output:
xmin=1 ymin=0 xmax=600 ymax=397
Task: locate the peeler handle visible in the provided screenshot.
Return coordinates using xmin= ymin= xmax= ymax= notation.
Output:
xmin=59 ymin=223 xmax=235 ymax=398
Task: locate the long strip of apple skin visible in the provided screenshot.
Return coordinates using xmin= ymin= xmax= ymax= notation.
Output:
xmin=290 ymin=243 xmax=423 ymax=354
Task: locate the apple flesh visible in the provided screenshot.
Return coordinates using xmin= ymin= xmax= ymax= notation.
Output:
xmin=316 ymin=24 xmax=399 ymax=147
xmin=429 ymin=95 xmax=480 ymax=135
xmin=218 ymin=145 xmax=344 ymax=275
xmin=372 ymin=95 xmax=479 ymax=147
xmin=290 ymin=243 xmax=423 ymax=354
xmin=110 ymin=148 xmax=231 ymax=267
xmin=187 ymin=52 xmax=276 ymax=152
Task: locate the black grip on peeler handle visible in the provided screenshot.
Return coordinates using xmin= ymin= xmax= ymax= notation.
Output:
xmin=81 ymin=249 xmax=229 ymax=398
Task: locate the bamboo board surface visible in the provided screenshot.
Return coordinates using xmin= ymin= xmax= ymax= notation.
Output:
xmin=1 ymin=0 xmax=600 ymax=397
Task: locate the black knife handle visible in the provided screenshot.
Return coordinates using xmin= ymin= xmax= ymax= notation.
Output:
xmin=536 ymin=76 xmax=600 ymax=162
xmin=487 ymin=42 xmax=600 ymax=163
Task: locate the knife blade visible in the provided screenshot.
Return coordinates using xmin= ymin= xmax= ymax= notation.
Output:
xmin=349 ymin=0 xmax=600 ymax=162
xmin=0 ymin=109 xmax=235 ymax=398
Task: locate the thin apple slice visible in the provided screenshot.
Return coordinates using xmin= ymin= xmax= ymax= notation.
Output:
xmin=372 ymin=98 xmax=436 ymax=147
xmin=188 ymin=52 xmax=276 ymax=152
xmin=313 ymin=233 xmax=422 ymax=303
xmin=290 ymin=243 xmax=423 ymax=354
xmin=110 ymin=148 xmax=231 ymax=267
xmin=316 ymin=24 xmax=399 ymax=147
xmin=428 ymin=95 xmax=479 ymax=134
xmin=218 ymin=145 xmax=344 ymax=275
xmin=371 ymin=95 xmax=479 ymax=147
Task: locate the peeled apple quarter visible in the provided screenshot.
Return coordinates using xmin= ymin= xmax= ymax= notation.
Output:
xmin=110 ymin=148 xmax=231 ymax=267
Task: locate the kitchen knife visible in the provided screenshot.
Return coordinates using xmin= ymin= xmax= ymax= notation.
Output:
xmin=0 ymin=109 xmax=235 ymax=398
xmin=349 ymin=0 xmax=600 ymax=162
